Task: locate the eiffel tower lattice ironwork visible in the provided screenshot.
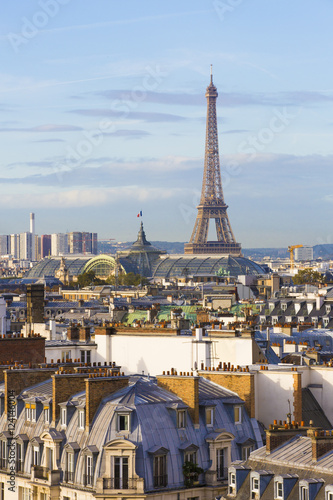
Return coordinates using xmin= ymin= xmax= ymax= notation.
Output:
xmin=184 ymin=69 xmax=242 ymax=255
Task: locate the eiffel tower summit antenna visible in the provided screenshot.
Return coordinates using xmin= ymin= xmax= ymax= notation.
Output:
xmin=184 ymin=69 xmax=242 ymax=256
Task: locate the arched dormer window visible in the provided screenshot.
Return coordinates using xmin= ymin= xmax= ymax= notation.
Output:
xmin=205 ymin=431 xmax=235 ymax=484
xmin=98 ymin=439 xmax=143 ymax=492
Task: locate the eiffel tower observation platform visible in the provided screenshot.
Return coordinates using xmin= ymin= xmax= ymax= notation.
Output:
xmin=184 ymin=241 xmax=242 ymax=255
xmin=185 ymin=68 xmax=242 ymax=257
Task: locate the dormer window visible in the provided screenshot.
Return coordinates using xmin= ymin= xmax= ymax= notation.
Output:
xmin=44 ymin=407 xmax=50 ymax=424
xmin=234 ymin=405 xmax=242 ymax=424
xmin=25 ymin=405 xmax=31 ymax=421
xmin=184 ymin=450 xmax=197 ymax=464
xmin=229 ymin=472 xmax=236 ymax=495
xmin=300 ymin=485 xmax=308 ymax=500
xmin=117 ymin=413 xmax=130 ymax=432
xmin=85 ymin=455 xmax=93 ymax=486
xmin=252 ymin=476 xmax=259 ymax=498
xmin=78 ymin=409 xmax=85 ymax=429
xmin=31 ymin=404 xmax=36 ymax=422
xmin=281 ymin=303 xmax=287 ymax=312
xmin=274 ymin=479 xmax=283 ymax=499
xmin=61 ymin=407 xmax=67 ymax=427
xmin=177 ymin=410 xmax=186 ymax=429
xmin=205 ymin=407 xmax=214 ymax=427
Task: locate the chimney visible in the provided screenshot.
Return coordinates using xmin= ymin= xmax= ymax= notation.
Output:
xmin=266 ymin=422 xmax=309 ymax=454
xmin=67 ymin=324 xmax=79 ymax=341
xmin=156 ymin=374 xmax=199 ymax=426
xmin=85 ymin=374 xmax=129 ymax=429
xmin=52 ymin=373 xmax=87 ymax=424
xmin=308 ymin=429 xmax=333 ymax=461
xmin=30 ymin=212 xmax=35 ymax=235
xmin=79 ymin=326 xmax=91 ymax=342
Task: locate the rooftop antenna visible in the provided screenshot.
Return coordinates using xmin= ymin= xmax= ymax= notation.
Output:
xmin=210 ymin=64 xmax=213 ymax=83
xmin=287 ymin=399 xmax=292 ymax=424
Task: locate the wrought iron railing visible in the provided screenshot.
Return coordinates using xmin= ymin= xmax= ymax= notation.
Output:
xmin=103 ymin=477 xmax=137 ymax=489
xmin=64 ymin=471 xmax=74 ymax=482
xmin=83 ymin=474 xmax=93 ymax=486
xmin=153 ymin=474 xmax=168 ymax=488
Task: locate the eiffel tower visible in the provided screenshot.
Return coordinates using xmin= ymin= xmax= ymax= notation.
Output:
xmin=184 ymin=68 xmax=242 ymax=256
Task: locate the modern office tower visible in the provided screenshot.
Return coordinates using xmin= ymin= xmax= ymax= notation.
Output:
xmin=0 ymin=235 xmax=10 ymax=255
xmin=41 ymin=235 xmax=52 ymax=258
xmin=184 ymin=69 xmax=241 ymax=255
xmin=67 ymin=232 xmax=98 ymax=254
xmin=68 ymin=231 xmax=82 ymax=254
xmin=51 ymin=233 xmax=68 ymax=256
xmin=92 ymin=232 xmax=98 ymax=255
xmin=295 ymin=246 xmax=313 ymax=261
xmin=10 ymin=234 xmax=20 ymax=259
xmin=19 ymin=232 xmax=33 ymax=260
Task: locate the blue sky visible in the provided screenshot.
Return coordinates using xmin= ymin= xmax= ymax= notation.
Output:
xmin=1 ymin=0 xmax=333 ymax=248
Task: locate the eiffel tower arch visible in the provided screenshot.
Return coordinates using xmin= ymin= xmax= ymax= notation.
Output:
xmin=184 ymin=69 xmax=242 ymax=256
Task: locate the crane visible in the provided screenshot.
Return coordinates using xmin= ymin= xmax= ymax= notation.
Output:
xmin=288 ymin=244 xmax=303 ymax=271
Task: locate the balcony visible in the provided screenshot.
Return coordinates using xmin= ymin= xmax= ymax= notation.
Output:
xmin=33 ymin=466 xmax=49 ymax=480
xmin=103 ymin=477 xmax=137 ymax=490
xmin=153 ymin=474 xmax=168 ymax=488
xmin=16 ymin=460 xmax=24 ymax=473
xmin=84 ymin=474 xmax=93 ymax=487
xmin=32 ymin=466 xmax=62 ymax=485
xmin=64 ymin=471 xmax=74 ymax=482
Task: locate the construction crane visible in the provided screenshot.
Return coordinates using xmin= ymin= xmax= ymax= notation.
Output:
xmin=288 ymin=244 xmax=303 ymax=271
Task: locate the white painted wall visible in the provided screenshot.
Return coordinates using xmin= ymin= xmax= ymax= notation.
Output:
xmin=94 ymin=334 xmax=211 ymax=375
xmin=212 ymin=336 xmax=255 ymax=366
xmin=255 ymin=370 xmax=297 ymax=426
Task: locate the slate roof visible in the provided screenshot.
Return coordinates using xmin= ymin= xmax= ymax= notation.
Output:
xmin=302 ymin=388 xmax=332 ymax=429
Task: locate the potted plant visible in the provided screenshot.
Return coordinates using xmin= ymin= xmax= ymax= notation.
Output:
xmin=182 ymin=461 xmax=204 ymax=488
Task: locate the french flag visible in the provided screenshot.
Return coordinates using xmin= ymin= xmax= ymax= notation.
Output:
xmin=137 ymin=211 xmax=143 ymax=217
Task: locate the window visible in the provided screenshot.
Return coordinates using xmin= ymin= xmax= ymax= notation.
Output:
xmin=229 ymin=472 xmax=236 ymax=495
xmin=177 ymin=410 xmax=186 ymax=428
xmin=300 ymin=485 xmax=308 ymax=500
xmin=65 ymin=452 xmax=74 ymax=482
xmin=16 ymin=443 xmax=23 ymax=472
xmin=19 ymin=487 xmax=31 ymax=500
xmin=114 ymin=457 xmax=129 ymax=489
xmin=78 ymin=410 xmax=85 ymax=429
xmin=118 ymin=413 xmax=130 ymax=431
xmin=0 ymin=440 xmax=6 ymax=469
xmin=234 ymin=406 xmax=242 ymax=424
xmin=327 ymin=492 xmax=333 ymax=500
xmin=153 ymin=455 xmax=167 ymax=488
xmin=31 ymin=405 xmax=36 ymax=422
xmin=274 ymin=480 xmax=283 ymax=499
xmin=25 ymin=405 xmax=31 ymax=421
xmin=205 ymin=407 xmax=214 ymax=427
xmin=185 ymin=451 xmax=197 ymax=464
xmin=242 ymin=445 xmax=254 ymax=460
xmin=46 ymin=447 xmax=53 ymax=470
xmin=85 ymin=455 xmax=93 ymax=486
xmin=252 ymin=477 xmax=259 ymax=498
xmin=216 ymin=448 xmax=227 ymax=480
xmin=62 ymin=350 xmax=71 ymax=362
xmin=32 ymin=447 xmax=39 ymax=467
xmin=81 ymin=350 xmax=91 ymax=363
xmin=61 ymin=407 xmax=67 ymax=427
xmin=44 ymin=407 xmax=50 ymax=424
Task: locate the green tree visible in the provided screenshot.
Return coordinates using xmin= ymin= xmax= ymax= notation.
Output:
xmin=77 ymin=270 xmax=104 ymax=288
xmin=293 ymin=268 xmax=325 ymax=286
